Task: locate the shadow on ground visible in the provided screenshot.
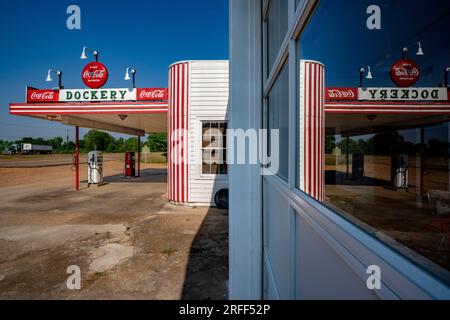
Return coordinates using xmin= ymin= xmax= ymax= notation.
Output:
xmin=100 ymin=168 xmax=167 ymax=184
xmin=326 ymin=170 xmax=390 ymax=186
xmin=181 ymin=207 xmax=229 ymax=300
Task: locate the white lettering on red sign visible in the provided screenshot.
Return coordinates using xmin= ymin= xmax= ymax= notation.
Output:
xmin=31 ymin=91 xmax=55 ymax=100
xmin=326 ymin=88 xmax=358 ymax=100
xmin=83 ymin=69 xmax=106 ymax=79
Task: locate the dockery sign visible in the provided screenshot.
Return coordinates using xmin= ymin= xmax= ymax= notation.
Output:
xmin=26 ymin=88 xmax=169 ymax=103
xmin=61 ymin=88 xmax=135 ymax=102
xmin=326 ymin=87 xmax=450 ymax=101
xmin=359 ymin=87 xmax=448 ymax=101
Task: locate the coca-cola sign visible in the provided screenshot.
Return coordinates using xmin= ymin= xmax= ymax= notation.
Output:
xmin=82 ymin=62 xmax=108 ymax=89
xmin=390 ymin=59 xmax=420 ymax=87
xmin=26 ymin=89 xmax=59 ymax=103
xmin=325 ymin=87 xmax=358 ymax=101
xmin=137 ymin=88 xmax=168 ymax=101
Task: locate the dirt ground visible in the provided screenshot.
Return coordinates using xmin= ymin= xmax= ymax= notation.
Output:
xmin=0 ymin=157 xmax=228 ymax=299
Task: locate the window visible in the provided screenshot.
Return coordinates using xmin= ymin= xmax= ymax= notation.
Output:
xmin=201 ymin=121 xmax=227 ymax=175
xmin=296 ymin=0 xmax=450 ymax=282
xmin=267 ymin=63 xmax=289 ymax=180
xmin=266 ymin=0 xmax=288 ymax=75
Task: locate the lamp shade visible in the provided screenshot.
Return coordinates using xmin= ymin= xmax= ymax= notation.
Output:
xmin=366 ymin=66 xmax=373 ymax=79
xmin=80 ymin=46 xmax=87 ymax=59
xmin=46 ymin=69 xmax=52 ymax=82
xmin=124 ymin=68 xmax=131 ymax=80
xmin=416 ymin=42 xmax=424 ymax=56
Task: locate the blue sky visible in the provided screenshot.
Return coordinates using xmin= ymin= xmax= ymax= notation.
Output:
xmin=0 ymin=0 xmax=228 ymax=141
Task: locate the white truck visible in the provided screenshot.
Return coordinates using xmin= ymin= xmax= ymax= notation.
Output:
xmin=21 ymin=143 xmax=53 ymax=154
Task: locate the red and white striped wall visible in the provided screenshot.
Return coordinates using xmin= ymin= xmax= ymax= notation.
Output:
xmin=299 ymin=60 xmax=325 ymax=202
xmin=167 ymin=62 xmax=189 ymax=203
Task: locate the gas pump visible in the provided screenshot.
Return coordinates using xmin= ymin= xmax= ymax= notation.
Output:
xmin=88 ymin=151 xmax=103 ymax=185
xmin=391 ymin=154 xmax=408 ymax=190
xmin=352 ymin=153 xmax=365 ymax=180
xmin=124 ymin=151 xmax=136 ymax=177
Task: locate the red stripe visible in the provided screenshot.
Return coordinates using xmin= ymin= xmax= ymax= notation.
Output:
xmin=171 ymin=66 xmax=175 ymax=201
xmin=315 ymin=64 xmax=319 ymax=199
xmin=316 ymin=65 xmax=320 ymax=201
xmin=10 ymin=110 xmax=167 ymax=115
xmin=173 ymin=65 xmax=177 ymax=201
xmin=167 ymin=67 xmax=170 ymax=200
xmin=320 ymin=65 xmax=324 ymax=201
xmin=181 ymin=63 xmax=185 ymax=203
xmin=325 ymin=101 xmax=450 ymax=106
xmin=168 ymin=67 xmax=172 ymax=200
xmin=302 ymin=64 xmax=307 ymax=190
xmin=322 ymin=66 xmax=325 ymax=201
xmin=308 ymin=62 xmax=312 ymax=195
xmin=186 ymin=63 xmax=189 ymax=203
xmin=325 ymin=105 xmax=450 ymax=110
xmin=177 ymin=64 xmax=181 ymax=202
xmin=325 ymin=110 xmax=450 ymax=115
xmin=10 ymin=102 xmax=168 ymax=107
xmin=10 ymin=106 xmax=168 ymax=111
xmin=312 ymin=63 xmax=316 ymax=198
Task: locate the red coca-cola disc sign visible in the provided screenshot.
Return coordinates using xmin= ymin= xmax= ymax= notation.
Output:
xmin=82 ymin=62 xmax=108 ymax=89
xmin=390 ymin=59 xmax=420 ymax=87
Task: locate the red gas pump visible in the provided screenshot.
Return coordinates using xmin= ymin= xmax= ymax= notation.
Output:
xmin=124 ymin=152 xmax=136 ymax=177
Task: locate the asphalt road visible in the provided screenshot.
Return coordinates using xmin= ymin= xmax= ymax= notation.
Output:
xmin=0 ymin=153 xmax=123 ymax=168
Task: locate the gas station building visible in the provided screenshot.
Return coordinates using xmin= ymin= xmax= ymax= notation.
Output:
xmin=10 ymin=60 xmax=228 ymax=206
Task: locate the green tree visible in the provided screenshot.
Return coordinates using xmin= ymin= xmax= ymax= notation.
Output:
xmin=123 ymin=137 xmax=139 ymax=152
xmin=48 ymin=137 xmax=64 ymax=152
xmin=147 ymin=133 xmax=167 ymax=152
xmin=325 ymin=135 xmax=336 ymax=154
xmin=82 ymin=130 xmax=114 ymax=152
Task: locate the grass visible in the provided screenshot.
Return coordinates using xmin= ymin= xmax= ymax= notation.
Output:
xmin=161 ymin=244 xmax=177 ymax=256
xmin=325 ymin=154 xmax=351 ymax=166
xmin=91 ymin=271 xmax=107 ymax=280
xmin=140 ymin=152 xmax=167 ymax=164
xmin=0 ymin=152 xmax=167 ymax=164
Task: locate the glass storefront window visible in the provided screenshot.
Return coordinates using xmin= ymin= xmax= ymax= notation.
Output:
xmin=297 ymin=0 xmax=450 ymax=282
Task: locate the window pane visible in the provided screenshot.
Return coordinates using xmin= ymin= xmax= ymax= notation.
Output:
xmin=202 ymin=122 xmax=210 ymax=134
xmin=296 ymin=0 xmax=450 ymax=280
xmin=268 ymin=64 xmax=289 ymax=180
xmin=267 ymin=0 xmax=288 ymax=75
xmin=202 ymin=163 xmax=211 ymax=175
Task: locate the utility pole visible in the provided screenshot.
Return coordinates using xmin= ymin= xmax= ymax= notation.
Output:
xmin=66 ymin=128 xmax=69 ymax=152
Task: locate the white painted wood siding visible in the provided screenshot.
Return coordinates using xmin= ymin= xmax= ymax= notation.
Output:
xmin=188 ymin=60 xmax=229 ymax=205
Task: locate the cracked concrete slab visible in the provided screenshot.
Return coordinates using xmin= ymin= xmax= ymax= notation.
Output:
xmin=0 ymin=159 xmax=228 ymax=299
